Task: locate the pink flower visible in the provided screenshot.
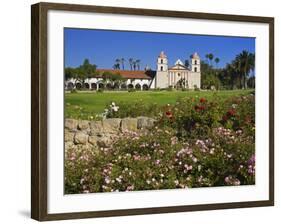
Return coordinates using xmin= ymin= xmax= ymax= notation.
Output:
xmin=184 ymin=164 xmax=193 ymax=171
xmin=126 ymin=185 xmax=134 ymax=191
xmin=171 ymin=136 xmax=178 ymax=145
xmin=155 ymin=159 xmax=161 ymax=165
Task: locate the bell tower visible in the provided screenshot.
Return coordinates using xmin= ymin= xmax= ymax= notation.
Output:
xmin=191 ymin=52 xmax=200 ymax=73
xmin=190 ymin=52 xmax=201 ymax=89
xmin=156 ymin=51 xmax=169 ymax=88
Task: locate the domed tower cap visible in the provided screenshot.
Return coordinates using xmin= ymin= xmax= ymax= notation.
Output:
xmin=192 ymin=52 xmax=200 ymax=59
xmin=159 ymin=51 xmax=167 ymax=58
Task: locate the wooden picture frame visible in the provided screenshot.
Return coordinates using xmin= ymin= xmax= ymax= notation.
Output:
xmin=31 ymin=2 xmax=274 ymax=221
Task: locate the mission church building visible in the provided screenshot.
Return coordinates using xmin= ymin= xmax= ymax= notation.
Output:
xmin=155 ymin=51 xmax=201 ymax=89
xmin=65 ymin=51 xmax=201 ymax=90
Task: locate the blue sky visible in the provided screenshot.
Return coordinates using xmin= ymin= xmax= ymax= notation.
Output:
xmin=64 ymin=28 xmax=255 ymax=70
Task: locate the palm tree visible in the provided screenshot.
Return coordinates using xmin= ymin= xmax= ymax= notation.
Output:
xmin=120 ymin=58 xmax=125 ymax=70
xmin=215 ymin=57 xmax=220 ymax=68
xmin=135 ymin=59 xmax=141 ymax=70
xmin=112 ymin=64 xmax=118 ymax=70
xmin=208 ymin=53 xmax=214 ymax=66
xmin=129 ymin=58 xmax=134 ymax=70
xmin=205 ymin=54 xmax=209 ymax=64
xmin=132 ymin=60 xmax=137 ymax=71
xmin=184 ymin=59 xmax=189 ymax=68
xmin=235 ymin=51 xmax=255 ymax=89
xmin=225 ymin=62 xmax=239 ymax=89
xmin=115 ymin=59 xmax=121 ymax=70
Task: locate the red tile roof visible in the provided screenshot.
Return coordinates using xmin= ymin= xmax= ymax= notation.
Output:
xmin=96 ymin=69 xmax=153 ymax=79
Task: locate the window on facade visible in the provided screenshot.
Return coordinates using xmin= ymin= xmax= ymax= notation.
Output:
xmin=194 ymin=60 xmax=197 ymax=65
xmin=194 ymin=67 xmax=197 ymax=72
xmin=160 ymin=66 xmax=163 ymax=71
xmin=178 ymin=73 xmax=181 ymax=77
xmin=161 ymin=59 xmax=163 ymax=64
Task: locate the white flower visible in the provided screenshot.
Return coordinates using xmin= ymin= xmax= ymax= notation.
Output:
xmin=105 ymin=177 xmax=111 ymax=184
xmin=112 ymin=106 xmax=119 ymax=112
xmin=198 ymin=165 xmax=201 ymax=171
xmin=116 ymin=177 xmax=122 ymax=183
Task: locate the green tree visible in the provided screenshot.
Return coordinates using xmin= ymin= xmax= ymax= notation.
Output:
xmin=135 ymin=59 xmax=141 ymax=70
xmin=132 ymin=60 xmax=137 ymax=71
xmin=208 ymin=53 xmax=214 ymax=66
xmin=214 ymin=57 xmax=220 ymax=68
xmin=65 ymin=67 xmax=76 ymax=80
xmin=235 ymin=51 xmax=255 ymax=89
xmin=76 ymin=59 xmax=97 ymax=88
xmin=129 ymin=58 xmax=134 ymax=70
xmin=115 ymin=59 xmax=121 ymax=70
xmin=247 ymin=76 xmax=255 ymax=88
xmin=205 ymin=54 xmax=209 ymax=64
xmin=184 ymin=59 xmax=189 ymax=68
xmin=120 ymin=58 xmax=125 ymax=70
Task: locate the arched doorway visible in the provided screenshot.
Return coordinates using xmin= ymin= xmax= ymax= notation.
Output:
xmin=75 ymin=83 xmax=82 ymax=90
xmin=128 ymin=84 xmax=134 ymax=89
xmin=143 ymin=84 xmax=149 ymax=91
xmin=67 ymin=82 xmax=74 ymax=90
xmin=91 ymin=83 xmax=97 ymax=90
xmin=84 ymin=83 xmax=90 ymax=89
xmin=113 ymin=83 xmax=120 ymax=90
xmin=121 ymin=83 xmax=127 ymax=90
xmin=98 ymin=83 xmax=104 ymax=89
xmin=135 ymin=84 xmax=141 ymax=90
xmin=106 ymin=83 xmax=112 ymax=90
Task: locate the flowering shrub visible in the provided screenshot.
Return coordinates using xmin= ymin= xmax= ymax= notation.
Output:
xmin=105 ymin=100 xmax=162 ymax=118
xmin=65 ymin=127 xmax=254 ymax=193
xmin=65 ymin=93 xmax=255 ymax=193
xmin=157 ymin=94 xmax=255 ymax=140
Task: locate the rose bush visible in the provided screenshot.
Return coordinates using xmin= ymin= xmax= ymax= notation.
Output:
xmin=65 ymin=93 xmax=255 ymax=193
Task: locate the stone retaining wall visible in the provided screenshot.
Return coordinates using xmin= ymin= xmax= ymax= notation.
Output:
xmin=65 ymin=117 xmax=156 ymax=150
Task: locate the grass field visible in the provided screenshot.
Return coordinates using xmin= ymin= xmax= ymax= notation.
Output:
xmin=65 ymin=89 xmax=253 ymax=119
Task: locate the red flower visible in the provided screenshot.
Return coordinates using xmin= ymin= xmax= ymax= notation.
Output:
xmin=200 ymin=98 xmax=207 ymax=103
xmin=222 ymin=115 xmax=228 ymax=121
xmin=195 ymin=105 xmax=205 ymax=112
xmin=227 ymin=109 xmax=236 ymax=117
xmin=165 ymin=111 xmax=173 ymax=119
xmin=200 ymin=106 xmax=205 ymax=110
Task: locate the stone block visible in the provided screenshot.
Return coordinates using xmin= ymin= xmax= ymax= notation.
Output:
xmin=121 ymin=118 xmax=138 ymax=132
xmin=77 ymin=120 xmax=90 ymax=130
xmin=137 ymin=117 xmax=156 ymax=129
xmin=65 ymin=119 xmax=78 ymax=130
xmin=74 ymin=132 xmax=88 ymax=145
xmin=103 ymin=118 xmax=121 ymax=133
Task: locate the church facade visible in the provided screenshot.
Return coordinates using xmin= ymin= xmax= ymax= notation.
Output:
xmin=65 ymin=51 xmax=201 ymax=90
xmin=154 ymin=51 xmax=201 ymax=89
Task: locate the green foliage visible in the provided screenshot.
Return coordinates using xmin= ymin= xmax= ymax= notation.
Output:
xmin=65 ymin=90 xmax=252 ymax=120
xmin=64 ymin=58 xmax=97 ymax=85
xmin=201 ymin=50 xmax=255 ymax=90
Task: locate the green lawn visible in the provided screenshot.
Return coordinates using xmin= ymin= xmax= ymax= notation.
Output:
xmin=65 ymin=89 xmax=253 ymax=119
